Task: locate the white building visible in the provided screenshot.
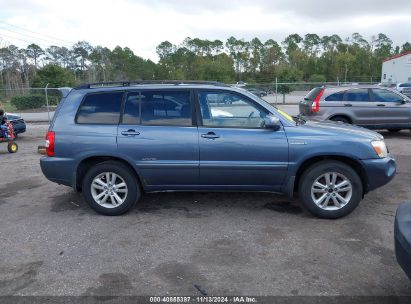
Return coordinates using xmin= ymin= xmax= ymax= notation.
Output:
xmin=381 ymin=51 xmax=411 ymax=84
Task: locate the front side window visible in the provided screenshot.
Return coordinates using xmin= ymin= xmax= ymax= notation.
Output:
xmin=344 ymin=89 xmax=369 ymax=102
xmin=77 ymin=92 xmax=123 ymax=124
xmin=122 ymin=90 xmax=192 ymax=126
xmin=198 ymin=91 xmax=268 ymax=128
xmin=372 ymin=89 xmax=403 ymax=103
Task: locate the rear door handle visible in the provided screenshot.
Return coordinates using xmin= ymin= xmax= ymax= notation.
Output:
xmin=344 ymin=103 xmax=352 ymax=107
xmin=121 ymin=129 xmax=140 ymax=136
xmin=377 ymin=104 xmax=385 ymax=107
xmin=201 ymin=132 xmax=220 ymax=139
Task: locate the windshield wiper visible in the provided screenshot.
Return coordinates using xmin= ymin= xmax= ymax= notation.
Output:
xmin=293 ymin=114 xmax=307 ymax=125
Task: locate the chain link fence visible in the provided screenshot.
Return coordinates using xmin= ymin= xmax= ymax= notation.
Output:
xmin=0 ymin=81 xmax=380 ymax=112
xmin=0 ymin=87 xmax=62 ymax=114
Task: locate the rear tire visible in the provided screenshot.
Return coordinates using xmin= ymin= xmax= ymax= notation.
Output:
xmin=330 ymin=116 xmax=350 ymax=124
xmin=7 ymin=142 xmax=18 ymax=153
xmin=82 ymin=161 xmax=141 ymax=216
xmin=298 ymin=161 xmax=363 ymax=219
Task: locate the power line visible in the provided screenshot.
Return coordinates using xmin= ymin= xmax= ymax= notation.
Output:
xmin=0 ymin=20 xmax=75 ymax=45
xmin=0 ymin=26 xmax=71 ymax=47
xmin=0 ymin=32 xmax=51 ymax=49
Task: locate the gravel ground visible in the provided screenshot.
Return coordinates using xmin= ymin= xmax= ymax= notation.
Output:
xmin=0 ymin=124 xmax=410 ymax=298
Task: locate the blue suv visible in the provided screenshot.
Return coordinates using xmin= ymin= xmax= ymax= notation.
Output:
xmin=40 ymin=81 xmax=397 ymax=218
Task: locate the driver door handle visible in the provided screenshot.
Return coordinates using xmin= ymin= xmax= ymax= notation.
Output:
xmin=121 ymin=129 xmax=140 ymax=136
xmin=377 ymin=104 xmax=385 ymax=107
xmin=201 ymin=132 xmax=220 ymax=139
xmin=344 ymin=103 xmax=352 ymax=107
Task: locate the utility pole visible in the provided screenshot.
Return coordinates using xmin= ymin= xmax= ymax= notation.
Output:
xmin=45 ymin=83 xmax=51 ymax=124
xmin=344 ymin=63 xmax=348 ymax=83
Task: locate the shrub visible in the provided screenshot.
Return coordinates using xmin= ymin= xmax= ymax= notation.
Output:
xmin=11 ymin=94 xmax=45 ymax=110
xmin=309 ymin=74 xmax=327 ymax=83
xmin=46 ymin=92 xmax=61 ymax=105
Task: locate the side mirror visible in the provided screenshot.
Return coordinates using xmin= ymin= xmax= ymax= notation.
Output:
xmin=264 ymin=115 xmax=281 ymax=130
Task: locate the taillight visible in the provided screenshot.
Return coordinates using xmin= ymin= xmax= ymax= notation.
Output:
xmin=312 ymin=88 xmax=325 ymax=113
xmin=45 ymin=131 xmax=55 ymax=157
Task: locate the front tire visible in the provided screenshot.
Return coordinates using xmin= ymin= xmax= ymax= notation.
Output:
xmin=82 ymin=161 xmax=141 ymax=215
xmin=298 ymin=161 xmax=363 ymax=219
xmin=330 ymin=116 xmax=350 ymax=124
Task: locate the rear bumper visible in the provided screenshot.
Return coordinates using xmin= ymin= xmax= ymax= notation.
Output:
xmin=13 ymin=123 xmax=26 ymax=134
xmin=360 ymin=155 xmax=396 ymax=192
xmin=395 ymin=202 xmax=411 ymax=280
xmin=299 ymin=101 xmax=312 ymax=116
xmin=40 ymin=156 xmax=75 ymax=188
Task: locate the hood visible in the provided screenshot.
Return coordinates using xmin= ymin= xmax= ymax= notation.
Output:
xmin=302 ymin=120 xmax=383 ymax=141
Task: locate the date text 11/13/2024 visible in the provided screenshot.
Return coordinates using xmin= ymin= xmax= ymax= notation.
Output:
xmin=149 ymin=296 xmax=257 ymax=303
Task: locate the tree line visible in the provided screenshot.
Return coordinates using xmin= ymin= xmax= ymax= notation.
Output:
xmin=0 ymin=33 xmax=410 ymax=93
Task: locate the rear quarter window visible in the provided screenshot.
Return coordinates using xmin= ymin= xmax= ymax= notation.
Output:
xmin=76 ymin=92 xmax=123 ymax=124
xmin=324 ymin=91 xmax=345 ymax=101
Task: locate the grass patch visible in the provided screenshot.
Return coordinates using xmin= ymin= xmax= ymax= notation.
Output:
xmin=0 ymin=100 xmax=17 ymax=113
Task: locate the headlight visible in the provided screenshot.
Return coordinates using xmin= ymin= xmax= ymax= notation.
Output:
xmin=371 ymin=140 xmax=388 ymax=158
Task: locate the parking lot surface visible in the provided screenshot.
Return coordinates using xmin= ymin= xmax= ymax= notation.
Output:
xmin=0 ymin=124 xmax=411 ymax=296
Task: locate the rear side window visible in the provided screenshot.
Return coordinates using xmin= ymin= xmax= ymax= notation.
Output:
xmin=399 ymin=83 xmax=411 ymax=88
xmin=344 ymin=89 xmax=369 ymax=102
xmin=324 ymin=91 xmax=345 ymax=101
xmin=372 ymin=89 xmax=403 ymax=103
xmin=122 ymin=91 xmax=192 ymax=126
xmin=77 ymin=92 xmax=123 ymax=124
xmin=122 ymin=92 xmax=140 ymax=124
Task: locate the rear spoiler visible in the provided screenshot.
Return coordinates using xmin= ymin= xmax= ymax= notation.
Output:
xmin=58 ymin=87 xmax=72 ymax=98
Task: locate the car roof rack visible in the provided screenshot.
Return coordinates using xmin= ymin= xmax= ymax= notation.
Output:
xmin=74 ymin=80 xmax=229 ymax=89
xmin=324 ymin=84 xmax=380 ymax=89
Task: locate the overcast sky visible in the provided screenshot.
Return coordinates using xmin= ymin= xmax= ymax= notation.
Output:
xmin=0 ymin=0 xmax=410 ymax=61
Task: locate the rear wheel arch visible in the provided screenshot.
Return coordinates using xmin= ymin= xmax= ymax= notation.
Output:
xmin=293 ymin=156 xmax=367 ymax=195
xmin=76 ymin=156 xmax=142 ymax=192
xmin=328 ymin=115 xmax=353 ymax=124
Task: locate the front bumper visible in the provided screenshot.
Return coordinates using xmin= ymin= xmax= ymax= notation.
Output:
xmin=360 ymin=155 xmax=396 ymax=193
xmin=395 ymin=202 xmax=411 ymax=280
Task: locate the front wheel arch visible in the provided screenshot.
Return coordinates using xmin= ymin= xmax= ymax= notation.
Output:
xmin=293 ymin=156 xmax=367 ymax=195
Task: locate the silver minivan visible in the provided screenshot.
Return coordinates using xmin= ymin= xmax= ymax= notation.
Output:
xmin=299 ymin=86 xmax=411 ymax=132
